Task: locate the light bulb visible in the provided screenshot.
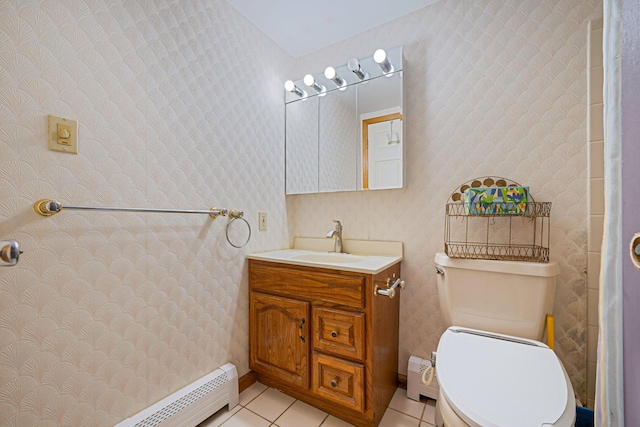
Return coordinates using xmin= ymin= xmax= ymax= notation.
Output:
xmin=348 ymin=58 xmax=368 ymax=80
xmin=374 ymin=48 xmax=394 ymax=75
xmin=303 ymin=74 xmax=315 ymax=86
xmin=303 ymin=74 xmax=326 ymax=94
xmin=324 ymin=66 xmax=346 ymax=89
xmin=373 ymin=49 xmax=387 ymax=64
xmin=324 ymin=67 xmax=336 ymax=80
xmin=284 ymin=80 xmax=306 ymax=98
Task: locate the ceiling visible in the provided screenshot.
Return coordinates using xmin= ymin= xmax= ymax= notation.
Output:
xmin=224 ymin=0 xmax=440 ymax=58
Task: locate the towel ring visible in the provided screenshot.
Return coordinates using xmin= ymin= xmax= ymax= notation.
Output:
xmin=226 ymin=216 xmax=251 ymax=248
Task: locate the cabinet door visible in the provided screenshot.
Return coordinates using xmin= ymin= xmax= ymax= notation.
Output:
xmin=250 ymin=292 xmax=310 ymax=388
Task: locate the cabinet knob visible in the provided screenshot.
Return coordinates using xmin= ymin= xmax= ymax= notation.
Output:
xmin=330 ymin=379 xmax=338 ymax=388
xmin=331 ymin=331 xmax=338 ymax=338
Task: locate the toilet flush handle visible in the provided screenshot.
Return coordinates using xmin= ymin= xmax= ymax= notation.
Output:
xmin=436 ymin=267 xmax=444 ymax=275
xmin=374 ymin=277 xmax=406 ymax=298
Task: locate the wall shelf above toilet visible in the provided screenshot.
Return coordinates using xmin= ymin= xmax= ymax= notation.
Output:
xmin=444 ymin=176 xmax=551 ymax=263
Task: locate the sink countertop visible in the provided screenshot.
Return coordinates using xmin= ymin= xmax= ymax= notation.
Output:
xmin=247 ymin=237 xmax=403 ymax=274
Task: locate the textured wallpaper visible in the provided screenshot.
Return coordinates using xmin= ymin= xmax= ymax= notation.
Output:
xmin=0 ymin=0 xmax=290 ymax=425
xmin=289 ymin=0 xmax=602 ymax=404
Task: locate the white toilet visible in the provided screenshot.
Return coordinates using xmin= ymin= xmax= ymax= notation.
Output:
xmin=433 ymin=252 xmax=576 ymax=427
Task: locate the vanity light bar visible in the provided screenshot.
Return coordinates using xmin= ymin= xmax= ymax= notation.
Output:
xmin=284 ymin=48 xmax=396 ymax=96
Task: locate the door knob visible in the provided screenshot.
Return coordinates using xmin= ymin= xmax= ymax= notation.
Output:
xmin=631 ymin=233 xmax=640 ymax=270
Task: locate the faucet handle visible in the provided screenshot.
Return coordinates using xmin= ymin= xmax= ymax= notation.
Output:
xmin=333 ymin=220 xmax=342 ymax=227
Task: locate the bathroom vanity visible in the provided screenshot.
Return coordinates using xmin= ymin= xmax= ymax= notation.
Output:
xmin=247 ymin=239 xmax=403 ymax=427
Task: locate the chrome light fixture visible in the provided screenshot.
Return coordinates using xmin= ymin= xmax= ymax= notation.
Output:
xmin=374 ymin=49 xmax=394 ymax=75
xmin=324 ymin=66 xmax=346 ymax=89
xmin=284 ymin=80 xmax=307 ymax=98
xmin=348 ymin=58 xmax=368 ymax=80
xmin=303 ymin=74 xmax=326 ymax=95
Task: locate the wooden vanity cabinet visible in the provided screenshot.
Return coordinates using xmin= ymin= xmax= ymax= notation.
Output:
xmin=249 ymin=259 xmax=401 ymax=427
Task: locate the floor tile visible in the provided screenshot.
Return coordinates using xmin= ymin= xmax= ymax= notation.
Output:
xmin=388 ymin=388 xmax=425 ymax=419
xmin=275 ymin=400 xmax=328 ymax=427
xmin=219 ymin=408 xmax=270 ymax=427
xmin=378 ymin=408 xmax=421 ymax=427
xmin=422 ymin=399 xmax=436 ymax=424
xmin=238 ymin=381 xmax=268 ymax=406
xmin=231 ymin=384 xmax=434 ymax=427
xmin=320 ymin=415 xmax=357 ymax=427
xmin=245 ymin=387 xmax=296 ymax=422
xmin=199 ymin=404 xmax=241 ymax=427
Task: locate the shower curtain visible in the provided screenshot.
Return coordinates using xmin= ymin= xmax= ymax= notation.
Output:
xmin=596 ymin=0 xmax=624 ymax=426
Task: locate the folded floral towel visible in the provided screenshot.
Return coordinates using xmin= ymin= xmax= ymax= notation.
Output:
xmin=464 ymin=186 xmax=529 ymax=214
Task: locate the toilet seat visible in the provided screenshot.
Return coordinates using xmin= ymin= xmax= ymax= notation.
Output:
xmin=436 ymin=327 xmax=575 ymax=427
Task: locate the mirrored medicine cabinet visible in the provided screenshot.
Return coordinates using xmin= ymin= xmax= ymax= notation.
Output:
xmin=285 ymin=46 xmax=404 ymax=195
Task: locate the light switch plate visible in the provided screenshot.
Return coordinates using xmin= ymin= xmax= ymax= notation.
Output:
xmin=258 ymin=211 xmax=267 ymax=231
xmin=48 ymin=115 xmax=78 ymax=154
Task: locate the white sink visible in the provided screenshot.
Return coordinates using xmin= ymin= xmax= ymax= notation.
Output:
xmin=247 ymin=238 xmax=403 ymax=274
xmin=293 ymin=253 xmax=366 ymax=264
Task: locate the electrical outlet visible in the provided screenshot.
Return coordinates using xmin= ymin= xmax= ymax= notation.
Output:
xmin=258 ymin=211 xmax=267 ymax=231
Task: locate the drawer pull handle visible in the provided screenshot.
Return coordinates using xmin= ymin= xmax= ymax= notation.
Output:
xmin=331 ymin=331 xmax=338 ymax=338
xmin=299 ymin=317 xmax=306 ymax=343
xmin=330 ymin=379 xmax=338 ymax=388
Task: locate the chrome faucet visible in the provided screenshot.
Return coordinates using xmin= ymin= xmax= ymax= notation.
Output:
xmin=326 ymin=220 xmax=343 ymax=253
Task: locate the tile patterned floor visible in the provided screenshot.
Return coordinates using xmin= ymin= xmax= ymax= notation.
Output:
xmin=200 ymin=383 xmax=437 ymax=427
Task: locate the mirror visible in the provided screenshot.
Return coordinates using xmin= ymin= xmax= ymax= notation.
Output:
xmin=358 ymin=72 xmax=403 ymax=190
xmin=285 ymin=46 xmax=404 ymax=195
xmin=319 ymin=83 xmax=358 ymax=192
xmin=285 ymin=96 xmax=318 ymax=194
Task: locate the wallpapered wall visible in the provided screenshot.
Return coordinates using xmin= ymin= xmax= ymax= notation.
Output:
xmin=0 ymin=1 xmax=290 ymax=425
xmin=288 ymin=0 xmax=602 ymax=404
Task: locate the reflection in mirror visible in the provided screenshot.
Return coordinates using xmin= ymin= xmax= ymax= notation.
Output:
xmin=285 ymin=96 xmax=318 ymax=194
xmin=358 ymin=71 xmax=403 ymax=190
xmin=319 ymin=84 xmax=357 ymax=192
xmin=285 ymin=46 xmax=403 ymax=195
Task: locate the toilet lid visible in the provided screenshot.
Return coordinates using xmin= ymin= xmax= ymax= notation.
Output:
xmin=437 ymin=327 xmax=570 ymax=427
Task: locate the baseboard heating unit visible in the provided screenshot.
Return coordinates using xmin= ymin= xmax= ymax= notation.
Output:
xmin=116 ymin=363 xmax=238 ymax=427
xmin=407 ymin=356 xmax=439 ymax=401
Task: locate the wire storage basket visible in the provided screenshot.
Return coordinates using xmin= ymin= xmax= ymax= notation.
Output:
xmin=444 ymin=177 xmax=551 ymax=263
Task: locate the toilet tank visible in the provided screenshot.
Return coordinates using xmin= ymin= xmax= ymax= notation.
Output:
xmin=434 ymin=252 xmax=560 ymax=340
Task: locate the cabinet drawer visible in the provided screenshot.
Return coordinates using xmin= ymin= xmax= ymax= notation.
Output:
xmin=312 ymin=352 xmax=364 ymax=413
xmin=313 ymin=307 xmax=365 ymax=361
xmin=249 ymin=261 xmax=365 ymax=308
